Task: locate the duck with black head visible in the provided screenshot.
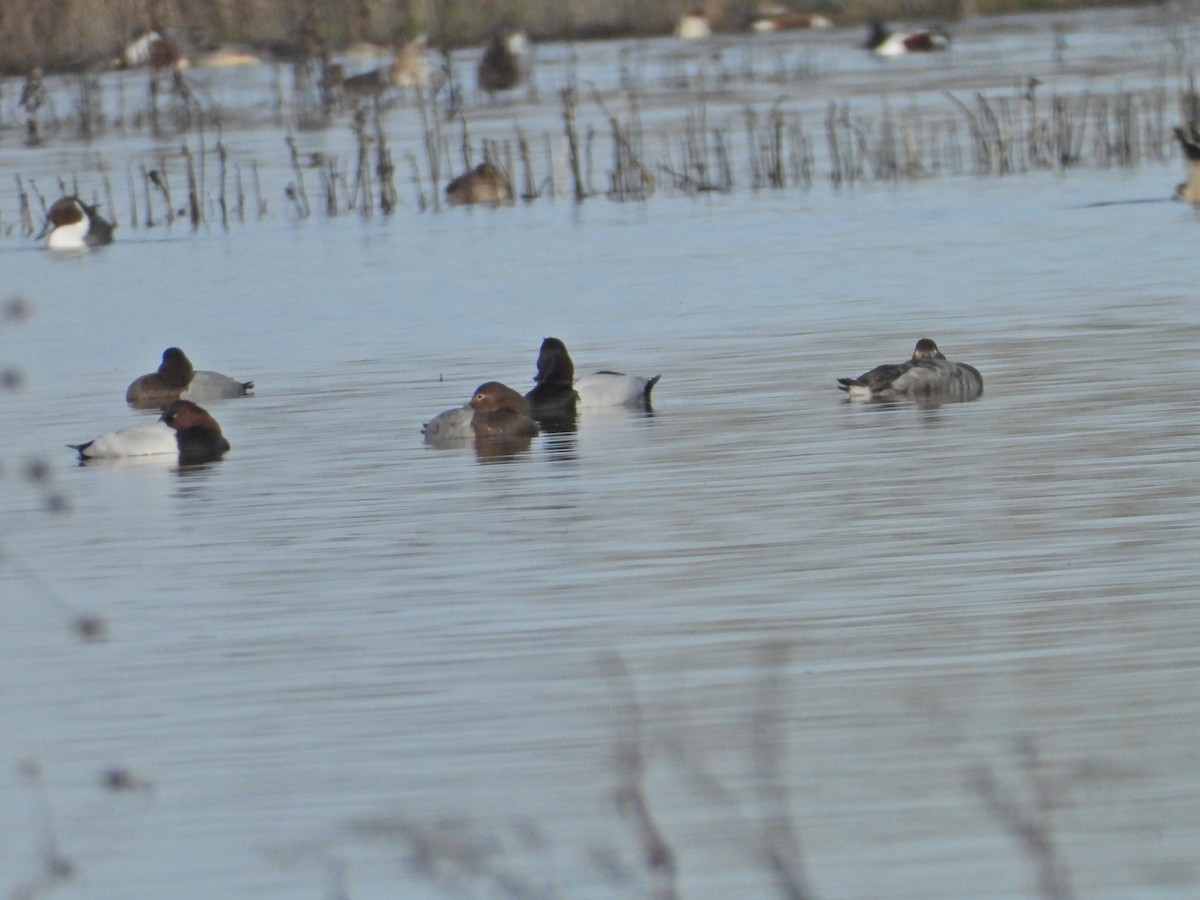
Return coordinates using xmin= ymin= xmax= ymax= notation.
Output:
xmin=525 ymin=337 xmax=579 ymax=425
xmin=477 ymin=26 xmax=528 ymax=95
xmin=1174 ymin=123 xmax=1200 ymax=203
xmin=527 ymin=338 xmax=659 ymax=410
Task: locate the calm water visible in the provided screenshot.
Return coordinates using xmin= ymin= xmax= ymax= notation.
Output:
xmin=3 ymin=10 xmax=1200 ymax=900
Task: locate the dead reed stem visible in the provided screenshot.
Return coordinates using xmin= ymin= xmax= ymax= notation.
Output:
xmin=182 ymin=143 xmax=201 ymax=228
xmin=561 ymin=87 xmax=587 ymax=203
xmin=604 ymin=655 xmax=680 ymax=900
xmin=971 ymin=738 xmax=1074 ymax=900
xmin=285 ymin=134 xmax=311 ymax=217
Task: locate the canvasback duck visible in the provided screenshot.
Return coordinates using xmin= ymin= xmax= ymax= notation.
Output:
xmin=1174 ymin=124 xmax=1200 ymax=203
xmin=39 ymin=197 xmax=114 ymax=250
xmin=71 ymin=399 xmax=230 ymax=464
xmin=423 ymin=382 xmax=539 ymax=449
xmin=750 ymin=8 xmax=833 ymax=32
xmin=526 ymin=338 xmax=659 ymax=411
xmin=676 ymin=10 xmax=713 ymax=40
xmin=125 ymin=347 xmax=253 ymax=409
xmin=445 ymin=162 xmax=513 ymax=206
xmin=865 ymin=21 xmax=950 ymax=56
xmin=477 ymin=27 xmax=528 ymax=95
xmin=838 ymin=338 xmax=983 ymax=401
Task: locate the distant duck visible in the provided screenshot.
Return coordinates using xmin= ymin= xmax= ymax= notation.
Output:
xmin=1174 ymin=124 xmax=1200 ymax=203
xmin=525 ymin=337 xmax=659 ymax=412
xmin=676 ymin=9 xmax=713 ymax=40
xmin=423 ymin=382 xmax=539 ymax=450
xmin=334 ymin=38 xmax=431 ymax=101
xmin=445 ymin=162 xmax=513 ymax=206
xmin=125 ymin=347 xmax=253 ymax=409
xmin=71 ymin=399 xmax=230 ymax=465
xmin=478 ymin=27 xmax=528 ymax=95
xmin=750 ymin=7 xmax=833 ymax=32
xmin=194 ymin=45 xmax=262 ymax=68
xmin=38 ymin=197 xmax=114 ymax=250
xmin=864 ymin=21 xmax=950 ymax=56
xmin=118 ymin=29 xmax=187 ymax=70
xmin=390 ymin=35 xmax=432 ymax=89
xmin=838 ymin=338 xmax=982 ymax=401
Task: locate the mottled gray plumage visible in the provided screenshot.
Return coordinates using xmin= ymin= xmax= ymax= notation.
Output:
xmin=838 ymin=339 xmax=983 ymax=402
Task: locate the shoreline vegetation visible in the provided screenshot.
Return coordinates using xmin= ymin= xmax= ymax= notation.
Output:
xmin=0 ymin=0 xmax=1168 ymax=76
xmin=2 ymin=0 xmax=1197 ymax=232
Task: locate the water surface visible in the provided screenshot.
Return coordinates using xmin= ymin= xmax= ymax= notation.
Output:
xmin=2 ymin=10 xmax=1200 ymax=900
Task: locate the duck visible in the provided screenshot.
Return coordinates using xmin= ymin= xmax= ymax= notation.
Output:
xmin=526 ymin=337 xmax=659 ymax=411
xmin=750 ymin=7 xmax=833 ymax=32
xmin=445 ymin=162 xmax=513 ymax=206
xmin=525 ymin=337 xmax=580 ymax=422
xmin=125 ymin=347 xmax=253 ymax=409
xmin=389 ymin=35 xmax=432 ymax=89
xmin=477 ymin=27 xmax=528 ymax=95
xmin=39 ymin=197 xmax=115 ymax=250
xmin=864 ymin=21 xmax=950 ymax=56
xmin=469 ymin=382 xmax=540 ymax=441
xmin=423 ymin=382 xmax=539 ymax=447
xmin=676 ymin=10 xmax=713 ymax=40
xmin=117 ymin=28 xmax=188 ymax=70
xmin=1174 ymin=123 xmax=1200 ymax=203
xmin=838 ymin=338 xmax=983 ymax=401
xmin=71 ymin=399 xmax=230 ymax=464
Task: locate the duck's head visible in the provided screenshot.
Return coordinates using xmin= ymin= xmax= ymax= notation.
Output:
xmin=533 ymin=337 xmax=574 ymax=385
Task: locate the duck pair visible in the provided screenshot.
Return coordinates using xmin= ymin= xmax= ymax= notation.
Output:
xmin=838 ymin=338 xmax=983 ymax=402
xmin=72 ymin=348 xmax=252 ymax=465
xmin=423 ymin=338 xmax=659 ymax=446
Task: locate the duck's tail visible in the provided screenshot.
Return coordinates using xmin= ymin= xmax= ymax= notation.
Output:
xmin=643 ymin=375 xmax=661 ymax=406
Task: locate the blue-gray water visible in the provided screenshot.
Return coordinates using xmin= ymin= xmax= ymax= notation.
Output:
xmin=3 ymin=9 xmax=1200 ymax=899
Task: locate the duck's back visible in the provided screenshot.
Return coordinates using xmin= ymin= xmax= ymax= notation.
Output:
xmin=575 ymin=372 xmax=659 ymax=408
xmin=895 ymin=358 xmax=983 ymax=400
xmin=73 ymin=421 xmax=177 ymax=458
xmin=183 ymin=371 xmax=253 ymax=403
